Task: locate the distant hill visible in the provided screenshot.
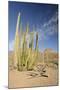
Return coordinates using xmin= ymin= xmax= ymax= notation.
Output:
xmin=43 ymin=48 xmax=58 ymax=66
xmin=44 ymin=48 xmax=58 ymax=59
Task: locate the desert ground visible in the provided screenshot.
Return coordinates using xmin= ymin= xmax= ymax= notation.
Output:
xmin=8 ymin=49 xmax=58 ymax=89
xmin=9 ymin=65 xmax=58 ymax=89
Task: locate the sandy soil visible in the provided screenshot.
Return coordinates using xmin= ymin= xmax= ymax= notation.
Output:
xmin=8 ymin=67 xmax=58 ymax=89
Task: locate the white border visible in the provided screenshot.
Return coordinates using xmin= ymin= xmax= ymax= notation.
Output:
xmin=0 ymin=0 xmax=60 ymax=90
xmin=9 ymin=0 xmax=60 ymax=4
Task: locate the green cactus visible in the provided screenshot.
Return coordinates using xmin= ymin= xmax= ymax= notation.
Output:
xmin=35 ymin=32 xmax=38 ymax=51
xmin=14 ymin=12 xmax=20 ymax=69
xmin=13 ymin=12 xmax=40 ymax=71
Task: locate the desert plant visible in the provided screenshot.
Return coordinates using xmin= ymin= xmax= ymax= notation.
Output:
xmin=20 ymin=23 xmax=29 ymax=70
xmin=28 ymin=32 xmax=34 ymax=70
xmin=14 ymin=13 xmax=20 ymax=69
xmin=34 ymin=32 xmax=39 ymax=65
xmin=13 ymin=13 xmax=40 ymax=71
xmin=35 ymin=32 xmax=38 ymax=51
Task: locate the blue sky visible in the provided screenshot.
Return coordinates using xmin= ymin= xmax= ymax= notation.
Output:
xmin=8 ymin=1 xmax=58 ymax=52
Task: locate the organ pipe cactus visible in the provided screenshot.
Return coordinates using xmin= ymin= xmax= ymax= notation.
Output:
xmin=14 ymin=12 xmax=20 ymax=69
xmin=13 ymin=12 xmax=40 ymax=71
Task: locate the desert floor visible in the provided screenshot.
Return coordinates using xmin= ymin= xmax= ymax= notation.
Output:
xmin=8 ymin=66 xmax=58 ymax=89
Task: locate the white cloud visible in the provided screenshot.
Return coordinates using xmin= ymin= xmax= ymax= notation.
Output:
xmin=36 ymin=11 xmax=58 ymax=40
xmin=43 ymin=12 xmax=58 ymax=28
xmin=9 ymin=40 xmax=14 ymax=51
